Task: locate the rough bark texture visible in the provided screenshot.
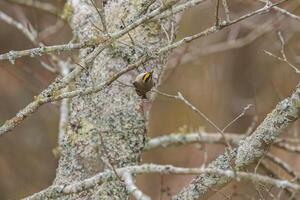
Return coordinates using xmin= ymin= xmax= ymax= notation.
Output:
xmin=53 ymin=0 xmax=179 ymax=199
xmin=173 ymin=83 xmax=300 ymax=200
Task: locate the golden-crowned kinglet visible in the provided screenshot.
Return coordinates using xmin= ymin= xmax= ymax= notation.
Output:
xmin=133 ymin=71 xmax=154 ymax=99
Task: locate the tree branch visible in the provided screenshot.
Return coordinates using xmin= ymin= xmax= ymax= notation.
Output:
xmin=23 ymin=163 xmax=300 ymax=200
xmin=173 ymin=82 xmax=300 ymax=199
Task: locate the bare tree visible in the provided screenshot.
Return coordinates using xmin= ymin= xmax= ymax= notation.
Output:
xmin=1 ymin=0 xmax=300 ymax=199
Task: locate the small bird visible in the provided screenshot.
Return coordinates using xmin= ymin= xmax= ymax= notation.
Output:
xmin=133 ymin=71 xmax=154 ymax=99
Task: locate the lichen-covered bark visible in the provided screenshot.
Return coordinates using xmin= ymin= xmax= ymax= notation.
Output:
xmin=53 ymin=0 xmax=180 ymax=199
xmin=173 ymin=84 xmax=300 ymax=200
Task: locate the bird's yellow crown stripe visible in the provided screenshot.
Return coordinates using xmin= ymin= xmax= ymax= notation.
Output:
xmin=142 ymin=72 xmax=152 ymax=82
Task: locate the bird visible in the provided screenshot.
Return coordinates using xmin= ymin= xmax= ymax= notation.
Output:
xmin=133 ymin=71 xmax=154 ymax=99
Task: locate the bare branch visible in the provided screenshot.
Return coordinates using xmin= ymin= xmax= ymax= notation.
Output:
xmin=0 ymin=29 xmax=195 ymax=136
xmin=159 ymin=0 xmax=290 ymax=54
xmin=23 ymin=163 xmax=300 ymax=200
xmin=1 ymin=0 xmax=286 ymax=62
xmin=215 ymin=0 xmax=221 ymax=26
xmin=0 ymin=0 xmax=182 ymax=61
xmin=222 ymin=104 xmax=253 ymax=132
xmin=1 ymin=1 xmax=284 ymax=136
xmin=275 ymin=141 xmax=300 ymax=153
xmin=122 ymin=171 xmax=151 ymax=200
xmin=0 ymin=10 xmax=37 ymax=44
xmin=6 ymin=0 xmax=61 ymax=17
xmin=144 ymin=132 xmax=243 ymax=150
xmin=257 ymin=0 xmax=300 ymax=22
xmin=0 ymin=42 xmax=85 ymax=63
xmin=0 ymin=44 xmax=105 ymax=135
xmin=154 ymin=90 xmax=232 ymax=147
xmin=265 ymin=153 xmax=299 ymax=182
xmin=264 ymin=31 xmax=300 ymax=74
xmin=173 ymin=82 xmax=300 ymax=200
xmin=90 ymin=0 xmax=108 ymax=34
xmin=3 ymin=0 xmax=300 ymax=200
xmin=222 ymin=0 xmax=231 ymax=22
xmin=144 ymin=131 xmax=300 ymax=153
xmin=57 ymin=63 xmax=71 ymax=146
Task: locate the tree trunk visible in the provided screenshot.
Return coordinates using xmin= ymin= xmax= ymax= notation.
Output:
xmin=53 ymin=0 xmax=180 ymax=199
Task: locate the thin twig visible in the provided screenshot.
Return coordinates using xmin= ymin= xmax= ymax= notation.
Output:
xmin=264 ymin=31 xmax=300 ymax=74
xmin=58 ymin=63 xmax=70 ymax=146
xmin=154 ymin=90 xmax=234 ymax=153
xmin=0 ymin=11 xmax=37 ymax=44
xmin=222 ymin=104 xmax=253 ymax=132
xmin=246 ymin=115 xmax=258 ymax=135
xmin=257 ymin=0 xmax=300 ymax=22
xmin=90 ymin=0 xmax=108 ymax=34
xmin=144 ymin=132 xmax=243 ymax=150
xmin=222 ymin=0 xmax=231 ymax=22
xmin=215 ymin=0 xmax=221 ymax=26
xmin=0 ymin=0 xmax=292 ymax=137
xmin=158 ymin=0 xmax=290 ymax=54
xmin=0 ymin=0 xmax=181 ymax=61
xmin=265 ymin=153 xmax=299 ymax=182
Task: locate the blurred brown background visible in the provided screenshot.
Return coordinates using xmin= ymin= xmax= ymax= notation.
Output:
xmin=1 ymin=0 xmax=300 ymax=199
